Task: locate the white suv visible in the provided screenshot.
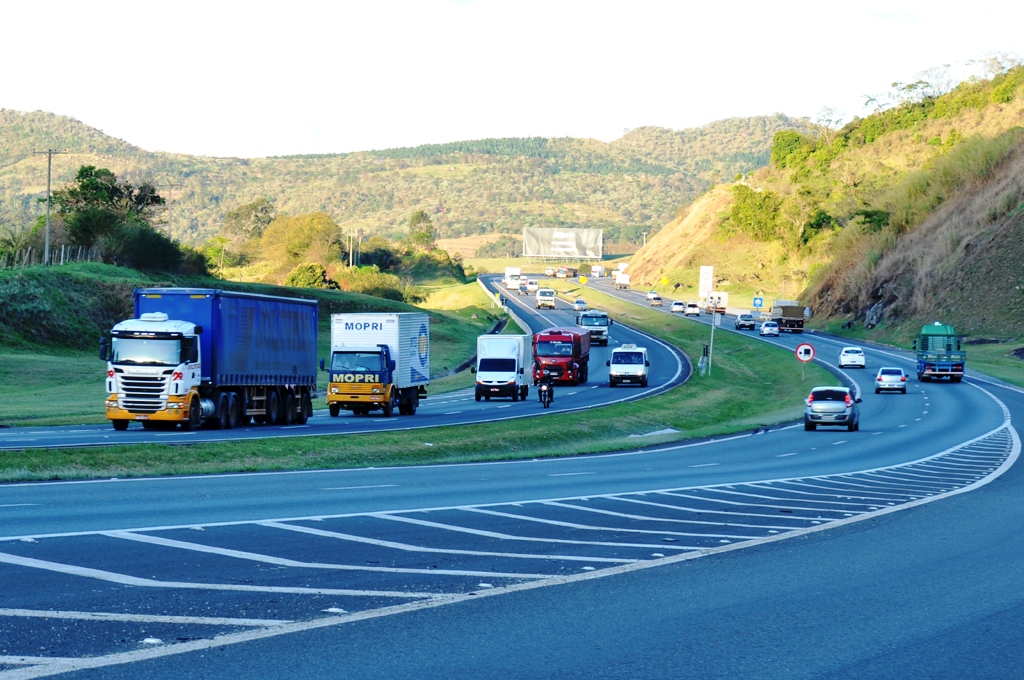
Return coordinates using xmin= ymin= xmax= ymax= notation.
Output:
xmin=607 ymin=344 xmax=649 ymax=387
xmin=535 ymin=288 xmax=556 ymax=309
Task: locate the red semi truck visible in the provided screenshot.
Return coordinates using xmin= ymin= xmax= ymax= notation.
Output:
xmin=532 ymin=327 xmax=591 ymax=386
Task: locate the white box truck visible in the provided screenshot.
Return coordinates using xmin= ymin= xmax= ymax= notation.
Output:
xmin=504 ymin=266 xmax=522 ymax=288
xmin=324 ymin=313 xmax=429 ymax=417
xmin=614 ymin=272 xmax=631 ymax=290
xmin=473 ymin=334 xmax=531 ymax=401
xmin=590 ymin=265 xmax=606 ymax=278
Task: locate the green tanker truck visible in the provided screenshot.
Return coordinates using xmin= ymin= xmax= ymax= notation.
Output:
xmin=913 ymin=322 xmax=965 ymax=382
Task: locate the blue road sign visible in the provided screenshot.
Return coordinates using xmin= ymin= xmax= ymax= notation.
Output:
xmin=753 ymin=297 xmax=764 ymax=309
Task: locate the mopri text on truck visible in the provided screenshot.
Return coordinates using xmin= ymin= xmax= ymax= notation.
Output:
xmin=323 ymin=313 xmax=429 ymax=417
xmin=100 ymin=288 xmax=318 ymax=431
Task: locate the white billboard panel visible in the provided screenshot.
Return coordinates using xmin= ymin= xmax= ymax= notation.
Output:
xmin=522 ymin=228 xmax=603 ymax=259
xmin=699 ymin=266 xmax=714 ymax=301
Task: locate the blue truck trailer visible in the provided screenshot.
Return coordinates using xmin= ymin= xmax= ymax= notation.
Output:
xmin=100 ymin=288 xmax=318 ymax=430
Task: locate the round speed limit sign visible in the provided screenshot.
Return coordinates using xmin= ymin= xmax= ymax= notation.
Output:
xmin=795 ymin=342 xmax=815 ymax=363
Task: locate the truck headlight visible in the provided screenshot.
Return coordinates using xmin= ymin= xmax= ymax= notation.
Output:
xmin=331 ymin=386 xmax=340 ymax=394
xmin=372 ymin=387 xmax=381 ymax=394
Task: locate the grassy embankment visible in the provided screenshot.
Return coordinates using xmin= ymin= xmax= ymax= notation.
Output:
xmin=0 ymin=275 xmax=834 ymax=481
xmin=0 ymin=264 xmax=503 ymax=427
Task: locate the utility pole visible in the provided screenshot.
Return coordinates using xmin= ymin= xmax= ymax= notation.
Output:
xmin=708 ymin=295 xmax=720 ymax=377
xmin=33 ymin=149 xmax=66 ymax=265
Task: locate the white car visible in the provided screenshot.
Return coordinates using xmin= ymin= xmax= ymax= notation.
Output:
xmin=684 ymin=302 xmax=700 ymax=317
xmin=839 ymin=346 xmax=866 ymax=369
xmin=670 ymin=301 xmax=686 ymax=313
xmin=759 ymin=321 xmax=780 ymax=337
xmin=572 ymin=299 xmax=587 ymax=312
xmin=646 ymin=290 xmax=659 ymax=300
xmin=526 ymin=279 xmax=539 ymax=293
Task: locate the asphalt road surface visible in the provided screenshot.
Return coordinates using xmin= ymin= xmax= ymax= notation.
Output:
xmin=1 ymin=274 xmax=1022 ymax=678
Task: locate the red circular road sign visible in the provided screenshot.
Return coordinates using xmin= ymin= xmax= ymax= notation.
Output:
xmin=795 ymin=342 xmax=815 ymax=363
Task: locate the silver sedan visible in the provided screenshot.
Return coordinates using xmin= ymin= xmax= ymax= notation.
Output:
xmin=875 ymin=367 xmax=908 ymax=394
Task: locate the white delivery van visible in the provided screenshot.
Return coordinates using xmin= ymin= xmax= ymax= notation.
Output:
xmin=473 ymin=334 xmax=530 ymax=401
xmin=606 ymin=343 xmax=649 ymax=387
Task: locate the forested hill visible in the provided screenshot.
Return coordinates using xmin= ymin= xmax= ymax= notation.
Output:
xmin=0 ymin=110 xmax=812 ymax=246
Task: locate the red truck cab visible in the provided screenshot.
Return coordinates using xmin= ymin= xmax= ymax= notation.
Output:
xmin=532 ymin=327 xmax=590 ymax=385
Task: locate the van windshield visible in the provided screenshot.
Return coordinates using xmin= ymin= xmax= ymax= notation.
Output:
xmin=612 ymin=352 xmax=644 ymax=365
xmin=479 ymin=358 xmax=516 ymax=372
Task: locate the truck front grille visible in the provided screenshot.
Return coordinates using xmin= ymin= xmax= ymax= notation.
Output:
xmin=119 ymin=375 xmax=169 ymax=413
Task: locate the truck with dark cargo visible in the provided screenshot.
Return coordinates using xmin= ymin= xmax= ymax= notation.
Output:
xmin=914 ymin=322 xmax=965 ymax=382
xmin=324 ymin=313 xmax=430 ymax=417
xmin=532 ymin=327 xmax=590 ymax=386
xmin=771 ymin=299 xmax=804 ymax=333
xmin=100 ymin=288 xmax=317 ymax=431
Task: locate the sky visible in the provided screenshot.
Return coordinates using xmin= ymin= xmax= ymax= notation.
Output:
xmin=4 ymin=0 xmax=1022 ymax=159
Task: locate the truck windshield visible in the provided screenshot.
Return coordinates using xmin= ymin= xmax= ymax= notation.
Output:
xmin=479 ymin=358 xmax=516 ymax=372
xmin=535 ymin=341 xmax=573 ymax=357
xmin=331 ymin=352 xmax=384 ymax=372
xmin=613 ymin=352 xmax=644 ymax=365
xmin=578 ymin=316 xmax=609 ymax=327
xmin=110 ymin=338 xmax=182 ymax=366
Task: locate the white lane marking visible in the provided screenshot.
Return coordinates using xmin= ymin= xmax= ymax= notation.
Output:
xmin=548 ymin=472 xmax=594 ymax=477
xmin=497 ymin=405 xmax=513 ymax=409
xmin=0 ymin=655 xmax=79 ymax=667
xmin=154 ymin=431 xmax=198 ymax=437
xmin=321 ymin=485 xmax=398 ymax=491
xmin=776 ymin=453 xmax=798 ymax=457
xmin=591 ymin=385 xmax=599 ymax=389
xmin=376 ymin=513 xmax=677 ymax=550
xmin=261 ymin=521 xmax=631 ymax=564
xmin=0 ymin=608 xmax=290 ymax=627
xmin=689 ymin=463 xmax=719 ymax=468
xmin=0 ymin=504 xmax=37 ymax=508
xmin=832 ymin=440 xmax=847 ymax=446
xmin=444 ymin=411 xmax=462 ymax=415
xmin=105 ymin=531 xmax=547 ymax=580
xmin=567 ymin=392 xmax=578 ymax=395
xmin=0 ymin=551 xmax=435 ymax=599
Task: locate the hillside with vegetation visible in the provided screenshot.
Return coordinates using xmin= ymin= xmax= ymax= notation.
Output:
xmin=628 ymin=61 xmax=1024 ymax=340
xmin=0 ymin=111 xmax=813 ymax=252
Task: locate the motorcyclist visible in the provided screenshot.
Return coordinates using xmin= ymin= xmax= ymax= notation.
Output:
xmin=535 ymin=361 xmax=554 ymax=403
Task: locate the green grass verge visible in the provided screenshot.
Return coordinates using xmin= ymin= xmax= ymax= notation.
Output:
xmin=0 ymin=280 xmax=835 ymax=482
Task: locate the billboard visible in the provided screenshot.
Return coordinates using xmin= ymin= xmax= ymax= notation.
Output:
xmin=699 ymin=266 xmax=713 ymax=301
xmin=522 ymin=228 xmax=603 ymax=259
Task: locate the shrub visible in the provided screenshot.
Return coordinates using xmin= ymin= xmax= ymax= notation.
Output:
xmin=284 ymin=262 xmax=338 ymax=289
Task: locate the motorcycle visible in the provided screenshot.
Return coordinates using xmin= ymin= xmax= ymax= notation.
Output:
xmin=537 ymin=370 xmax=554 ymax=409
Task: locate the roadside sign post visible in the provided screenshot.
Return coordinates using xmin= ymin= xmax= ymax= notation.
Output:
xmin=579 ymin=275 xmax=588 ymax=287
xmin=795 ymin=342 xmax=815 ymax=380
xmin=708 ymin=295 xmax=721 ymax=377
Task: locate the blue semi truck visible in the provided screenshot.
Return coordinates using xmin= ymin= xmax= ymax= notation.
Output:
xmin=100 ymin=288 xmax=318 ymax=431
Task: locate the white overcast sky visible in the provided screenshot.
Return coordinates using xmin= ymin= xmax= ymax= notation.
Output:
xmin=4 ymin=1 xmax=1021 ymax=158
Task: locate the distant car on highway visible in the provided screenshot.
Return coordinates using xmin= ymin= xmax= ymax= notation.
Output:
xmin=734 ymin=314 xmax=756 ymax=330
xmin=572 ymin=299 xmax=587 ymax=312
xmin=649 ymin=295 xmax=663 ymax=306
xmin=518 ymin=282 xmax=529 ymax=295
xmin=804 ymin=386 xmax=861 ymax=431
xmin=526 ymin=279 xmax=539 ymax=293
xmin=545 ymin=267 xmax=555 ymax=276
xmin=646 ymin=290 xmax=659 ymax=300
xmin=670 ymin=301 xmax=686 ymax=313
xmin=759 ymin=321 xmax=780 ymax=337
xmin=875 ymin=367 xmax=908 ymax=394
xmin=684 ymin=302 xmax=700 ymax=316
xmin=839 ymin=346 xmax=866 ymax=369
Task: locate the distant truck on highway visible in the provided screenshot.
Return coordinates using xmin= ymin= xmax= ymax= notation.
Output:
xmin=556 ymin=266 xmax=578 ymax=278
xmin=504 ymin=266 xmax=522 ymax=288
xmin=771 ymin=299 xmax=805 ymax=333
xmin=914 ymin=322 xmax=965 ymax=382
xmin=576 ymin=310 xmax=612 ymax=346
xmin=536 ymin=287 xmax=557 ymax=309
xmin=323 ymin=313 xmax=429 ymax=417
xmin=473 ymin=334 xmax=531 ymax=401
xmin=590 ymin=265 xmax=606 ymax=278
xmin=533 ymin=327 xmax=590 ymax=385
xmin=614 ymin=272 xmax=631 ymax=290
xmin=705 ymin=292 xmax=729 ymax=315
xmin=100 ymin=288 xmax=317 ymax=431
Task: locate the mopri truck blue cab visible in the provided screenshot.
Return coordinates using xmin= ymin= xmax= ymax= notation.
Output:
xmin=100 ymin=288 xmax=318 ymax=431
xmin=322 ymin=313 xmax=430 ymax=417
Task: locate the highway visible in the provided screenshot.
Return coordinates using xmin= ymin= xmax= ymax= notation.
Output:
xmin=1 ymin=274 xmax=1022 ymax=678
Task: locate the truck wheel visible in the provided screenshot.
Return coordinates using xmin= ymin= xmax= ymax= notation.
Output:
xmin=183 ymin=396 xmax=201 ymax=431
xmin=512 ymin=390 xmax=519 ymax=402
xmin=952 ymin=376 xmax=962 ymax=383
xmin=641 ymin=378 xmax=648 ymax=387
xmin=521 ymin=386 xmax=528 ymax=400
xmin=296 ymin=393 xmax=311 ymax=424
xmin=382 ymin=394 xmax=395 ymax=417
xmin=283 ymin=393 xmax=296 ymax=425
xmin=408 ymin=394 xmax=418 ymax=415
xmin=475 ymin=392 xmax=481 ymax=402
xmin=213 ymin=393 xmax=229 ymax=430
xmin=329 ymin=404 xmax=340 ymax=417
xmin=226 ymin=394 xmax=239 ymax=429
xmin=266 ymin=390 xmax=280 ymax=425
xmin=112 ymin=420 xmax=129 ymax=431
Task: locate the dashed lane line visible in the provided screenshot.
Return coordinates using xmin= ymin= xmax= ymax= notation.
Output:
xmin=0 ymin=608 xmax=290 ymax=627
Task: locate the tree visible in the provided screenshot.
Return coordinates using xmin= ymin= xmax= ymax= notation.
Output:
xmin=52 ymin=165 xmax=164 ymax=227
xmin=223 ymin=198 xmax=276 ymax=241
xmin=260 ymin=212 xmax=344 ymax=268
xmin=284 ymin=262 xmax=338 ymax=289
xmin=407 ymin=210 xmax=436 ymax=249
